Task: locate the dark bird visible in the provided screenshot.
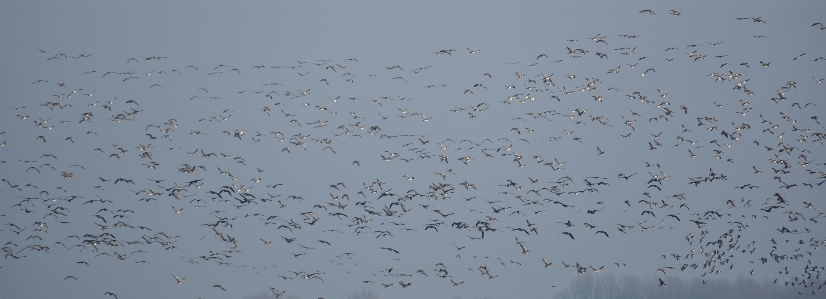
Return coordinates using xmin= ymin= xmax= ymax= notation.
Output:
xmin=380 ymin=247 xmax=400 ymax=253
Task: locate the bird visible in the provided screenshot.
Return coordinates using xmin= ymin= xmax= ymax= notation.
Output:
xmin=4 ymin=11 xmax=824 ymax=299
xmin=380 ymin=247 xmax=399 ymax=253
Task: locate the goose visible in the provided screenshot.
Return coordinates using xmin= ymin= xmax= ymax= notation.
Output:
xmin=542 ymin=258 xmax=553 ymax=268
xmin=303 ymin=273 xmax=323 ymax=281
xmin=380 ymin=247 xmax=399 ymax=253
xmin=269 ymin=288 xmax=286 ymax=298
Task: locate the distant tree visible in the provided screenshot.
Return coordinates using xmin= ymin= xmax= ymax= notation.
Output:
xmin=243 ymin=292 xmax=279 ymax=299
xmin=243 ymin=292 xmax=302 ymax=299
xmin=554 ymin=273 xmax=808 ymax=299
xmin=346 ymin=288 xmax=378 ymax=299
xmin=449 ymin=295 xmax=496 ymax=299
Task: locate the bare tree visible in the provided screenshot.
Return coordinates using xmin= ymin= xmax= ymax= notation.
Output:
xmin=346 ymin=288 xmax=379 ymax=299
xmin=554 ymin=273 xmax=808 ymax=299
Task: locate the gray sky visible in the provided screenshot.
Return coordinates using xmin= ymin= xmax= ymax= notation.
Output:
xmin=1 ymin=1 xmax=825 ymax=299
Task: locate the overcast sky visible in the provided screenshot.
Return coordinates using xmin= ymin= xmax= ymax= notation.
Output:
xmin=1 ymin=1 xmax=825 ymax=299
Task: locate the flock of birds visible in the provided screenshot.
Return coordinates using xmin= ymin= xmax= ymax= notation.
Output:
xmin=2 ymin=9 xmax=825 ymax=299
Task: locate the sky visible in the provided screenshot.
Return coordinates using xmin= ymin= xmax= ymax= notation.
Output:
xmin=1 ymin=1 xmax=825 ymax=299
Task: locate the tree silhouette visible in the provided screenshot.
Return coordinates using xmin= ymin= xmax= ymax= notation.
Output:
xmin=346 ymin=288 xmax=379 ymax=299
xmin=554 ymin=273 xmax=811 ymax=299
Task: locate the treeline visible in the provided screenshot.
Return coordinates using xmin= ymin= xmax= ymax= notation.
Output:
xmin=553 ymin=273 xmax=817 ymax=299
xmin=243 ymin=275 xmax=821 ymax=299
xmin=244 ymin=288 xmax=378 ymax=299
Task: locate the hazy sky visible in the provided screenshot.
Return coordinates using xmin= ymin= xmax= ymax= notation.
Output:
xmin=1 ymin=1 xmax=825 ymax=299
